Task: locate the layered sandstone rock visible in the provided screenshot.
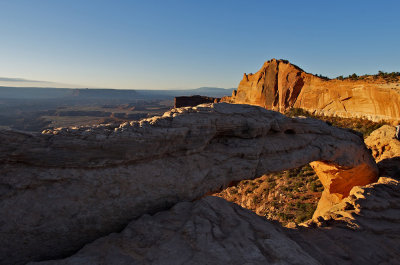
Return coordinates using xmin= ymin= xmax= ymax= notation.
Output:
xmin=224 ymin=59 xmax=400 ymax=123
xmin=0 ymin=103 xmax=377 ymax=264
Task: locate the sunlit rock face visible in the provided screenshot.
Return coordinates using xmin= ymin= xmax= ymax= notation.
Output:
xmin=365 ymin=125 xmax=400 ymax=162
xmin=0 ymin=103 xmax=377 ymax=264
xmin=224 ymin=59 xmax=400 ymax=124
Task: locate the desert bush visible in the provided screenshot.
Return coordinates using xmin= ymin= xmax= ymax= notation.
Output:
xmin=335 ymin=70 xmax=399 ymax=82
xmin=316 ymin=74 xmax=330 ymax=80
xmin=285 ymin=108 xmax=387 ymax=137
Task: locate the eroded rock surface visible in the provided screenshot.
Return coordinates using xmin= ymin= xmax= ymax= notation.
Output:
xmin=224 ymin=59 xmax=400 ymax=123
xmin=365 ymin=124 xmax=400 ymax=184
xmin=365 ymin=125 xmax=400 ymax=162
xmin=0 ymin=103 xmax=377 ymax=264
xmin=31 ymin=196 xmax=320 ymax=265
xmin=32 ymin=177 xmax=400 ymax=265
xmin=296 ymin=176 xmax=400 ymax=265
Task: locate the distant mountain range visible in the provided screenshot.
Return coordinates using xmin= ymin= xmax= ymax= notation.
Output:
xmin=0 ymin=86 xmax=234 ymax=100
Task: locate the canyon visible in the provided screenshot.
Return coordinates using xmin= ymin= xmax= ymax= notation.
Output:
xmin=1 ymin=103 xmax=395 ymax=264
xmin=223 ymin=59 xmax=400 ymax=124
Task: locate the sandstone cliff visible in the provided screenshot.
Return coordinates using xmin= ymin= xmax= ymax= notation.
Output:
xmin=224 ymin=59 xmax=400 ymax=123
xmin=0 ymin=103 xmax=378 ymax=264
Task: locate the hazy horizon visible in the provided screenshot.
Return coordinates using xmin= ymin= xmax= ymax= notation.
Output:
xmin=1 ymin=0 xmax=399 ymax=90
xmin=0 ymin=77 xmax=235 ymax=91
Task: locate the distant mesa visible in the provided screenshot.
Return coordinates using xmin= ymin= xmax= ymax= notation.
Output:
xmin=222 ymin=58 xmax=400 ymax=124
xmin=71 ymin=88 xmax=137 ymax=99
xmin=0 ymin=86 xmax=233 ymax=101
xmin=174 ymin=95 xmax=221 ymax=108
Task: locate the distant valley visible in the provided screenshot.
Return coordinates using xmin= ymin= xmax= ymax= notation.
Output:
xmin=0 ymin=86 xmax=234 ymax=131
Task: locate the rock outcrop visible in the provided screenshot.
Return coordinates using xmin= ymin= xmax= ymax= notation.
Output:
xmin=30 ymin=126 xmax=400 ymax=265
xmin=365 ymin=125 xmax=400 ymax=183
xmin=32 ymin=176 xmax=400 ymax=265
xmin=174 ymin=95 xmax=220 ymax=108
xmin=0 ymin=103 xmax=377 ymax=264
xmin=365 ymin=125 xmax=400 ymax=162
xmin=31 ymin=196 xmax=321 ymax=265
xmin=224 ymin=59 xmax=400 ymax=123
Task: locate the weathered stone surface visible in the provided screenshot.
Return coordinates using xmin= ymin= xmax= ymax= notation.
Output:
xmin=310 ymin=161 xmax=378 ymax=217
xmin=32 ymin=176 xmax=400 ymax=265
xmin=224 ymin=59 xmax=400 ymax=123
xmin=30 ymin=196 xmax=320 ymax=265
xmin=365 ymin=125 xmax=400 ymax=162
xmin=296 ymin=176 xmax=400 ymax=265
xmin=0 ymin=103 xmax=377 ymax=264
xmin=365 ymin=125 xmax=400 ymax=183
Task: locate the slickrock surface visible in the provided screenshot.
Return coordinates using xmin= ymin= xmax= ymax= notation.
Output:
xmin=293 ymin=176 xmax=400 ymax=265
xmin=32 ymin=177 xmax=400 ymax=265
xmin=224 ymin=59 xmax=400 ymax=123
xmin=31 ymin=196 xmax=320 ymax=265
xmin=0 ymin=103 xmax=377 ymax=264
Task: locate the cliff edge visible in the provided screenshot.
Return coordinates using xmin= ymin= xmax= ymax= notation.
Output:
xmin=224 ymin=59 xmax=400 ymax=123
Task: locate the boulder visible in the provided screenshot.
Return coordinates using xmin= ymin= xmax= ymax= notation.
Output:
xmin=365 ymin=125 xmax=400 ymax=162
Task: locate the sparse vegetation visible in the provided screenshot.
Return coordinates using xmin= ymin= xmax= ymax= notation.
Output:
xmin=214 ymin=164 xmax=323 ymax=226
xmin=285 ymin=108 xmax=388 ymax=137
xmin=316 ymin=74 xmax=330 ymax=80
xmin=334 ymin=70 xmax=400 ymax=82
xmin=349 ymin=73 xmax=358 ymax=80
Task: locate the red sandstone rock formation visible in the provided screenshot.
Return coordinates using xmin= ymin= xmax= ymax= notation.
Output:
xmin=224 ymin=59 xmax=400 ymax=123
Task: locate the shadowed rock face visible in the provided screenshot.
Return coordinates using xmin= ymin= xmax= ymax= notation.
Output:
xmin=224 ymin=59 xmax=400 ymax=123
xmin=31 ymin=176 xmax=400 ymax=265
xmin=0 ymin=103 xmax=378 ymax=264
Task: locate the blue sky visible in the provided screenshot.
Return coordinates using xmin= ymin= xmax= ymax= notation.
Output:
xmin=0 ymin=0 xmax=399 ymax=89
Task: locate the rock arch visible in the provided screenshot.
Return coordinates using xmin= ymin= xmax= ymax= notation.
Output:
xmin=0 ymin=103 xmax=378 ymax=264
